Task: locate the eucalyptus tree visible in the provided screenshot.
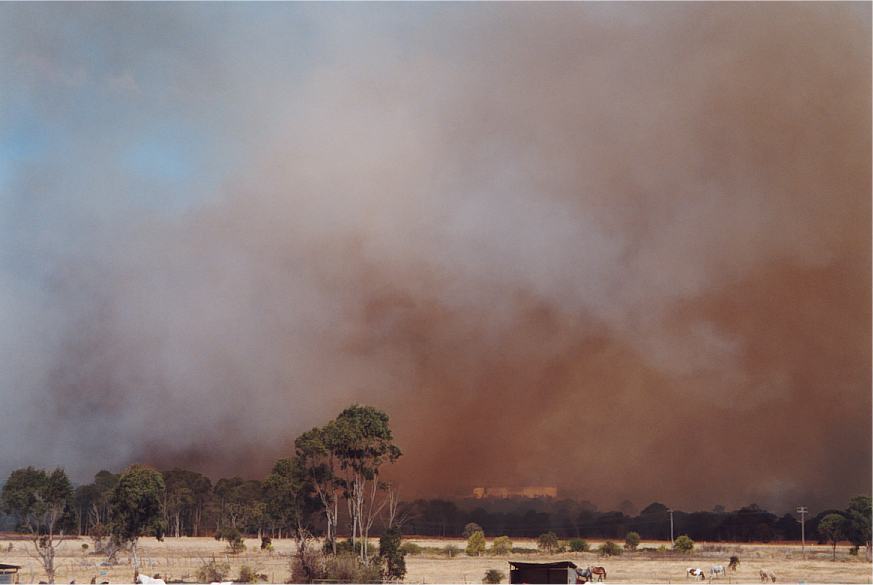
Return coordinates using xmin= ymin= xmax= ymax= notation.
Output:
xmin=1 ymin=467 xmax=74 ymax=583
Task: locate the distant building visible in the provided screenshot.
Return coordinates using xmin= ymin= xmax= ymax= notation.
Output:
xmin=509 ymin=560 xmax=578 ymax=584
xmin=472 ymin=486 xmax=557 ymax=499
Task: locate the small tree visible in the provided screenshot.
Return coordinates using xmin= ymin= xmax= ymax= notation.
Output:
xmin=491 ymin=536 xmax=513 ymax=555
xmin=537 ymin=532 xmax=559 ymax=554
xmin=568 ymin=538 xmax=589 ymax=552
xmin=1 ymin=467 xmax=74 ymax=583
xmin=463 ymin=522 xmax=484 ymax=538
xmin=818 ymin=513 xmax=846 ymax=561
xmin=845 ymin=496 xmax=872 ymax=561
xmin=624 ymin=531 xmax=640 ymax=551
xmin=483 ymin=569 xmax=505 ymax=584
xmin=599 ymin=541 xmax=622 ymax=557
xmin=673 ymin=535 xmax=694 ymax=553
xmin=379 ymin=527 xmax=406 ymax=581
xmin=466 ymin=530 xmax=486 ymax=556
xmin=108 ymin=465 xmax=166 ymax=574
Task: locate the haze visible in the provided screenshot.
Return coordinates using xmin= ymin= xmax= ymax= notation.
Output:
xmin=0 ymin=2 xmax=869 ymax=512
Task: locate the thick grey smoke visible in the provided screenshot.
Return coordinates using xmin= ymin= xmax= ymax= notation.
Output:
xmin=0 ymin=3 xmax=869 ymax=511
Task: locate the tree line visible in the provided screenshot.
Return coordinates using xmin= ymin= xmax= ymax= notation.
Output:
xmin=0 ymin=404 xmax=405 ymax=583
xmin=1 ymin=403 xmax=870 ymax=583
xmin=400 ymin=498 xmax=870 ymax=550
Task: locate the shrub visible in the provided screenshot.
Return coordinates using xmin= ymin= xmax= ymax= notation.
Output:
xmin=673 ymin=535 xmax=694 ymax=553
xmin=483 ymin=569 xmax=506 ymax=584
xmin=537 ymin=532 xmax=560 ymax=554
xmin=400 ymin=541 xmax=423 ymax=556
xmin=81 ymin=543 xmax=89 ymax=556
xmin=624 ymin=531 xmax=640 ymax=551
xmin=849 ymin=545 xmax=859 ymax=556
xmin=260 ymin=536 xmax=272 ymax=551
xmin=467 ymin=531 xmax=487 ymax=557
xmin=464 ymin=522 xmax=485 ymax=538
xmin=290 ymin=539 xmax=324 ymax=583
xmin=215 ymin=526 xmax=246 ymax=554
xmin=196 ymin=559 xmax=230 ymax=583
xmin=511 ymin=547 xmax=538 ymax=554
xmin=379 ymin=528 xmax=407 ymax=581
xmin=491 ymin=536 xmax=513 ymax=555
xmin=569 ymin=538 xmax=590 ymax=552
xmin=237 ymin=565 xmax=260 ymax=583
xmin=443 ymin=544 xmax=461 ymax=558
xmin=599 ymin=541 xmax=622 ymax=557
xmin=333 ymin=539 xmax=362 ymax=555
xmin=323 ymin=553 xmax=382 ymax=583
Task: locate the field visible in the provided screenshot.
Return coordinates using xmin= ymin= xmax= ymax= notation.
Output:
xmin=0 ymin=536 xmax=870 ymax=584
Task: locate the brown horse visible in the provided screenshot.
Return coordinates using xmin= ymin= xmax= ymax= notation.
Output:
xmin=589 ymin=566 xmax=607 ymax=582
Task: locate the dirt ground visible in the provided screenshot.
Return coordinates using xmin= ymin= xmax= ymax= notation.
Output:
xmin=0 ymin=536 xmax=870 ymax=584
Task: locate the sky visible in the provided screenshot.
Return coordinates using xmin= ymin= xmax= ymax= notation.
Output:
xmin=0 ymin=2 xmax=870 ymax=512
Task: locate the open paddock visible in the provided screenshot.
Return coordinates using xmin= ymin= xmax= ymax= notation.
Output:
xmin=0 ymin=536 xmax=870 ymax=584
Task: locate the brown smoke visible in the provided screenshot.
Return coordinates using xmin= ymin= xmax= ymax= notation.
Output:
xmin=0 ymin=2 xmax=869 ymax=511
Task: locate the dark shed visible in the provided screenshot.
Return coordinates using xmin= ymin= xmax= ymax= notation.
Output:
xmin=0 ymin=563 xmax=20 ymax=584
xmin=509 ymin=560 xmax=579 ymax=584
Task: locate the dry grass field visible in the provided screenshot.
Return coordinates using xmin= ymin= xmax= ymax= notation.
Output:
xmin=0 ymin=536 xmax=870 ymax=584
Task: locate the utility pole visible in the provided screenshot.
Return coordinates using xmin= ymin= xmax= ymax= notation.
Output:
xmin=796 ymin=506 xmax=808 ymax=559
xmin=668 ymin=508 xmax=675 ymax=546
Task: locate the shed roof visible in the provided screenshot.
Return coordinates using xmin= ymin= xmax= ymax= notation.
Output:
xmin=0 ymin=564 xmax=20 ymax=571
xmin=509 ymin=561 xmax=578 ymax=569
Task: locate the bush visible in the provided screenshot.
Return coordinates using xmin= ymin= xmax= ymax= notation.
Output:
xmin=491 ymin=536 xmax=513 ymax=555
xmin=379 ymin=528 xmax=407 ymax=581
xmin=260 ymin=536 xmax=272 ymax=551
xmin=673 ymin=535 xmax=694 ymax=553
xmin=400 ymin=541 xmax=423 ymax=556
xmin=483 ymin=569 xmax=505 ymax=584
xmin=511 ymin=547 xmax=538 ymax=554
xmin=568 ymin=538 xmax=590 ymax=552
xmin=215 ymin=526 xmax=246 ymax=554
xmin=849 ymin=546 xmax=859 ymax=556
xmin=323 ymin=553 xmax=382 ymax=583
xmin=464 ymin=522 xmax=484 ymax=538
xmin=728 ymin=556 xmax=740 ymax=571
xmin=196 ymin=559 xmax=230 ymax=583
xmin=467 ymin=531 xmax=487 ymax=557
xmin=537 ymin=531 xmax=560 ymax=554
xmin=599 ymin=541 xmax=622 ymax=557
xmin=443 ymin=544 xmax=461 ymax=558
xmin=624 ymin=531 xmax=640 ymax=551
xmin=237 ymin=565 xmax=260 ymax=583
xmin=333 ymin=539 xmax=363 ymax=555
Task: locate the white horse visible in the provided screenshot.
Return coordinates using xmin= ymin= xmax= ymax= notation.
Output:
xmin=686 ymin=568 xmax=705 ymax=580
xmin=136 ymin=576 xmax=166 ymax=585
xmin=759 ymin=570 xmax=776 ymax=583
xmin=710 ymin=565 xmax=726 ymax=578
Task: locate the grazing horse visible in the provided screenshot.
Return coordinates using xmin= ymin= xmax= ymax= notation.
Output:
xmin=759 ymin=570 xmax=776 ymax=583
xmin=589 ymin=566 xmax=607 ymax=582
xmin=576 ymin=567 xmax=593 ymax=583
xmin=686 ymin=568 xmax=705 ymax=580
xmin=710 ymin=565 xmax=726 ymax=578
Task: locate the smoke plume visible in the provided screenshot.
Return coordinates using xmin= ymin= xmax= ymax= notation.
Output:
xmin=0 ymin=2 xmax=869 ymax=511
